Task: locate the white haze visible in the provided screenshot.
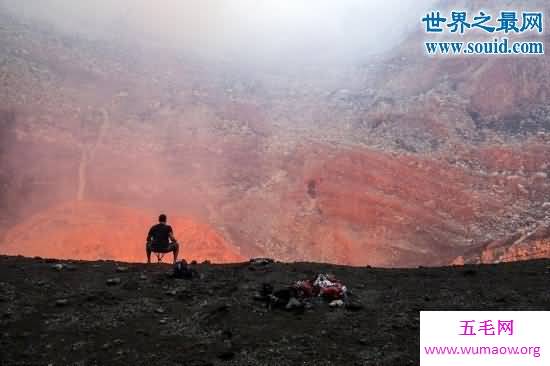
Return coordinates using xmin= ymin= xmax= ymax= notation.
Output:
xmin=0 ymin=0 xmax=436 ymax=68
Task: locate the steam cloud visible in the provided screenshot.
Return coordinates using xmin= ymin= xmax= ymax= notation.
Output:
xmin=0 ymin=0 xmax=436 ymax=67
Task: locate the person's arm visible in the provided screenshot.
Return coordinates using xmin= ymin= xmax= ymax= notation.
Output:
xmin=146 ymin=227 xmax=154 ymax=243
xmin=169 ymin=226 xmax=177 ymax=243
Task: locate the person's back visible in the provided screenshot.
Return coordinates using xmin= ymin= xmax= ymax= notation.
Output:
xmin=146 ymin=214 xmax=179 ymax=263
xmin=148 ymin=223 xmax=173 ymax=247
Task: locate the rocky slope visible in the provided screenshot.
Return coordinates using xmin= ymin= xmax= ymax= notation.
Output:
xmin=1 ymin=255 xmax=549 ymax=365
xmin=454 ymin=222 xmax=550 ymax=264
xmin=0 ymin=2 xmax=549 ymax=266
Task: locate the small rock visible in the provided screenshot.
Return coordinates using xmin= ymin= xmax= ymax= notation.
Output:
xmin=166 ymin=290 xmax=177 ymax=296
xmin=285 ymin=297 xmax=303 ymax=310
xmin=329 ymin=299 xmax=344 ymax=308
xmin=106 ymin=278 xmax=121 ymax=286
xmin=517 ymin=184 xmax=529 ymax=195
xmin=71 ymin=341 xmax=85 ymax=351
xmin=217 ymin=350 xmax=235 ymax=360
xmin=116 ymin=266 xmax=129 ymax=273
xmin=252 ymin=293 xmax=265 ymax=301
xmin=155 ymin=307 xmax=165 ymax=314
xmin=51 ymin=264 xmax=64 ymax=271
xmin=122 ymin=280 xmax=138 ymax=291
xmin=249 ymin=258 xmax=274 ymax=265
xmin=159 ymin=318 xmax=167 ymax=324
xmin=346 ymin=301 xmax=364 ymax=311
xmin=221 ymin=329 xmax=232 ymax=339
xmin=139 ymin=274 xmax=147 ymax=280
xmin=55 ymin=299 xmax=69 ymax=307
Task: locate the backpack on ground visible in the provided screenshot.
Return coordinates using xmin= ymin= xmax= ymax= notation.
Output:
xmin=173 ymin=260 xmax=195 ymax=279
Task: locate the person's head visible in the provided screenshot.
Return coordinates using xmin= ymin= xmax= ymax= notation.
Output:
xmin=158 ymin=214 xmax=167 ymax=223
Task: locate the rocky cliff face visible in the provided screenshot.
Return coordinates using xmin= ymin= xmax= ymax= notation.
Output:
xmin=453 ymin=223 xmax=550 ymax=264
xmin=0 ymin=2 xmax=549 ymax=266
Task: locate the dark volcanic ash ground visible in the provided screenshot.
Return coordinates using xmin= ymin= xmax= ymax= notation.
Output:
xmin=0 ymin=255 xmax=549 ymax=365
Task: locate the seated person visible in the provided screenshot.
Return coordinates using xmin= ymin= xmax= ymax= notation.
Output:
xmin=146 ymin=214 xmax=179 ymax=264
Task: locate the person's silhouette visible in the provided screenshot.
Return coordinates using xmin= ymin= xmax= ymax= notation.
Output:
xmin=146 ymin=214 xmax=179 ymax=263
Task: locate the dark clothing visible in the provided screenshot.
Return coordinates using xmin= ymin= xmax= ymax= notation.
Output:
xmin=146 ymin=241 xmax=179 ymax=253
xmin=147 ymin=223 xmax=174 ymax=249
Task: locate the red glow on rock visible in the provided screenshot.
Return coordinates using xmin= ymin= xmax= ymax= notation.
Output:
xmin=1 ymin=200 xmax=245 ymax=263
